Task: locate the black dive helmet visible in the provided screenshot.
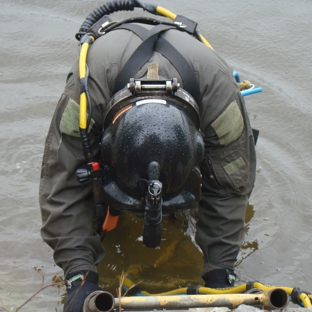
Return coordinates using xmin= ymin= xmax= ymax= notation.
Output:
xmin=101 ymin=79 xmax=204 ymax=247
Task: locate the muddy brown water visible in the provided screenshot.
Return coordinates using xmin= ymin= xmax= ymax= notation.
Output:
xmin=0 ymin=1 xmax=311 ymax=311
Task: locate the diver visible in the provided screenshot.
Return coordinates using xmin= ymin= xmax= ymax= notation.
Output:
xmin=39 ymin=1 xmax=256 ymax=311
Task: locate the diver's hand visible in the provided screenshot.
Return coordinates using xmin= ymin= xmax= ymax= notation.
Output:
xmin=64 ymin=270 xmax=102 ymax=312
xmin=202 ymin=269 xmax=236 ymax=288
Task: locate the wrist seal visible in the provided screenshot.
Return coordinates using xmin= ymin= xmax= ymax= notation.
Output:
xmin=65 ymin=270 xmax=99 ymax=290
xmin=203 ymin=269 xmax=236 ymax=288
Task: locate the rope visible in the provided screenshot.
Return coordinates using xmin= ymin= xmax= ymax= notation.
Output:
xmin=238 ymin=80 xmax=253 ymax=91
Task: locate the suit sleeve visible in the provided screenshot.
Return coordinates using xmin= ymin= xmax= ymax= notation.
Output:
xmin=39 ymin=29 xmax=141 ymax=278
xmin=195 ymin=66 xmax=257 ymax=276
xmin=39 ymin=68 xmax=106 ymax=278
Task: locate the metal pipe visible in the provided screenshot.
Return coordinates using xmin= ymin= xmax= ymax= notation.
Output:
xmin=114 ymin=288 xmax=289 ymax=310
xmin=83 ymin=291 xmax=115 ymax=312
xmin=84 ymin=288 xmax=289 ymax=311
xmin=260 ymin=288 xmax=290 ymax=310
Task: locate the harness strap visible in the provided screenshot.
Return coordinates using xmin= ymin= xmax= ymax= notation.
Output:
xmin=113 ymin=23 xmax=149 ymax=41
xmin=113 ymin=24 xmax=176 ymax=94
xmin=154 ymin=37 xmax=200 ymax=103
xmin=112 ymin=24 xmax=200 ymax=103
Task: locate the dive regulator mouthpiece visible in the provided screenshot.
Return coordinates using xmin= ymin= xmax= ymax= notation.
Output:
xmin=143 ymin=162 xmax=163 ymax=248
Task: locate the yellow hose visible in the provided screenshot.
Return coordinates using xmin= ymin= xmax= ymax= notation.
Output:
xmin=123 ymin=277 xmax=312 ymax=308
xmin=253 ymin=282 xmax=293 ymax=294
xmin=199 ymin=34 xmax=214 ymax=50
xmin=156 ymin=6 xmax=213 ymax=50
xmin=198 ymin=284 xmax=247 ymax=295
xmin=156 ymin=6 xmax=177 ymax=20
xmin=300 ymin=293 xmax=312 ymax=308
xmin=143 ymin=287 xmax=188 ymax=296
xmin=123 ymin=277 xmax=245 ymax=296
xmin=79 ymin=37 xmax=94 ymax=129
xmin=77 ymin=6 xmax=214 ymax=136
xmin=78 ymin=4 xmax=213 ymax=131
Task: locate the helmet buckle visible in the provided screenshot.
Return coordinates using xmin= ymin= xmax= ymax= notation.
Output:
xmin=127 ymin=78 xmax=180 ymax=94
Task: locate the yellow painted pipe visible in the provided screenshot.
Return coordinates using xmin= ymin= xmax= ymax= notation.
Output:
xmin=253 ymin=282 xmax=312 ymax=308
xmin=115 ymin=288 xmax=289 ymax=311
xmin=83 ymin=288 xmax=289 ymax=312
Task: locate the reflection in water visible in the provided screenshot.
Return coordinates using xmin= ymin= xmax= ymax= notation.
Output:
xmin=1 ymin=0 xmax=312 ymax=310
xmin=97 ymin=203 xmax=258 ymax=294
xmin=245 ymin=203 xmax=255 ymax=225
xmin=236 ymin=204 xmax=259 ymax=266
xmin=237 ymin=241 xmax=259 ymax=267
xmin=97 ymin=212 xmax=203 ymax=294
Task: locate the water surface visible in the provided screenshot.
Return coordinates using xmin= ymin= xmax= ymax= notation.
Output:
xmin=0 ymin=1 xmax=311 ymax=310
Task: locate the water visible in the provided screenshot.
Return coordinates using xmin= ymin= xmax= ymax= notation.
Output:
xmin=0 ymin=0 xmax=311 ymax=311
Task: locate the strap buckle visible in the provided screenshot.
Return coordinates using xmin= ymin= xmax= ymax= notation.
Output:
xmin=173 ymin=15 xmax=198 ymax=35
xmin=127 ymin=78 xmax=180 ymax=94
xmin=87 ymin=15 xmax=117 ymax=39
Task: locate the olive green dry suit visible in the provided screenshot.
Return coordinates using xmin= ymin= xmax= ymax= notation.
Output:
xmin=39 ymin=22 xmax=256 ymax=279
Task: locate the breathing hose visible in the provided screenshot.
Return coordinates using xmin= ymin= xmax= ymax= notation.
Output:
xmin=76 ymin=0 xmax=213 ymax=49
xmin=77 ymin=0 xmax=213 ymax=162
xmin=155 ymin=6 xmax=213 ymax=49
xmin=78 ymin=34 xmax=95 ymax=163
xmin=76 ymin=0 xmax=143 ymax=40
xmin=79 ymin=37 xmax=93 ymax=130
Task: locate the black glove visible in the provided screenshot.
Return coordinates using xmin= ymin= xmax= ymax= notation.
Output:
xmin=64 ymin=270 xmax=102 ymax=312
xmin=202 ymin=268 xmax=236 ymax=288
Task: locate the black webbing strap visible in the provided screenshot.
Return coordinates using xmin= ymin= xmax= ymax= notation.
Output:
xmin=154 ymin=37 xmax=200 ymax=103
xmin=112 ymin=24 xmax=200 ymax=103
xmin=252 ymin=128 xmax=259 ymax=145
xmin=113 ymin=24 xmax=176 ymax=94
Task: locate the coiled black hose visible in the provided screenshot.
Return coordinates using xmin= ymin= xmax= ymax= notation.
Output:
xmin=76 ymin=0 xmax=158 ymax=40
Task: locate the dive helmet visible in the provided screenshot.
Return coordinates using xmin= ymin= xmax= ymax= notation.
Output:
xmin=101 ymin=79 xmax=204 ymax=247
xmin=101 ymin=79 xmax=204 ymax=215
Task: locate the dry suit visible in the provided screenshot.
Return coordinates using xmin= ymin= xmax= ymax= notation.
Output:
xmin=39 ymin=22 xmax=256 ymax=282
